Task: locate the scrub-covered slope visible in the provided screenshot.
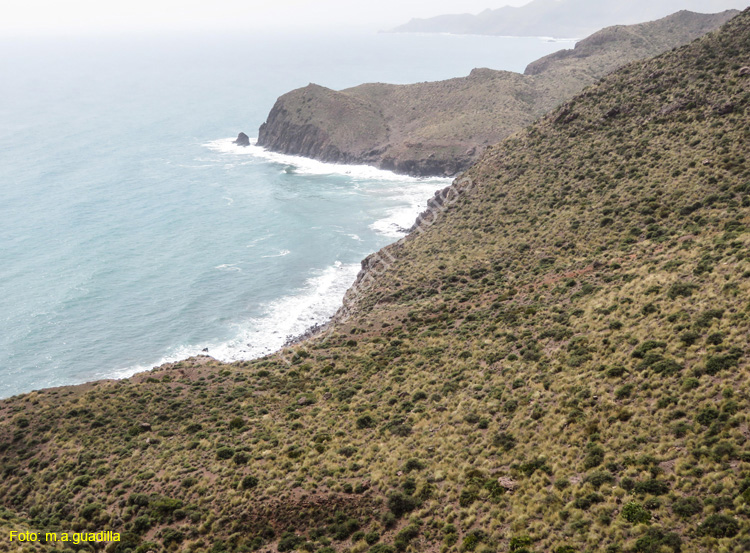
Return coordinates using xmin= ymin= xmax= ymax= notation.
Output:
xmin=257 ymin=10 xmax=736 ymax=176
xmin=1 ymin=8 xmax=749 ymax=553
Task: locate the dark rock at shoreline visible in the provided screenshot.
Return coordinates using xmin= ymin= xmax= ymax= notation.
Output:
xmin=282 ymin=323 xmax=326 ymax=349
xmin=233 ymin=132 xmax=250 ymax=147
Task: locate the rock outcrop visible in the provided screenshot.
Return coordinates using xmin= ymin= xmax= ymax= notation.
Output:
xmin=257 ymin=10 xmax=737 ymax=177
xmin=233 ymin=132 xmax=250 ymax=146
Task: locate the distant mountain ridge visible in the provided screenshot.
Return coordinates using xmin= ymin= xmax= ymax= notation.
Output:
xmin=258 ymin=10 xmax=737 ymax=177
xmin=391 ymin=0 xmax=749 ymax=37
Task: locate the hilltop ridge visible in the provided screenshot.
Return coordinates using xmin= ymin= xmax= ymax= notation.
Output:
xmin=390 ymin=0 xmax=747 ymax=38
xmin=258 ymin=10 xmax=737 ymax=177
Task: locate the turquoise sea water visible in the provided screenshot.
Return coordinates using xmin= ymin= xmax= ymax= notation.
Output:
xmin=0 ymin=31 xmax=572 ymax=398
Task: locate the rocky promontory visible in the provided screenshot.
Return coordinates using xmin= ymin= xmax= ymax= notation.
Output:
xmin=257 ymin=10 xmax=737 ymax=177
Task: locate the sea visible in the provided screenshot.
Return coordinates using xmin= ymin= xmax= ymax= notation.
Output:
xmin=0 ymin=30 xmax=574 ymax=398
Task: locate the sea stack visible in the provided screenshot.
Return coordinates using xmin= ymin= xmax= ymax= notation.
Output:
xmin=233 ymin=132 xmax=250 ymax=146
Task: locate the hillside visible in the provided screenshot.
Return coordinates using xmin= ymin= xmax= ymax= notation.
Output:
xmin=391 ymin=0 xmax=748 ymax=38
xmin=1 ymin=8 xmax=750 ymax=553
xmin=257 ymin=10 xmax=736 ymax=177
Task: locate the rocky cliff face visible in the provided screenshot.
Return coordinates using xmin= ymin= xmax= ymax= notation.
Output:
xmin=257 ymin=10 xmax=737 ymax=177
xmin=258 ymin=83 xmax=390 ymax=166
xmin=257 ymin=79 xmax=484 ymax=177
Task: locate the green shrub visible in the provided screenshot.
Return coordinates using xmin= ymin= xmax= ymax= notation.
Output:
xmin=369 ymin=545 xmax=396 ymax=553
xmin=679 ymin=330 xmax=701 ymax=346
xmin=694 ymin=309 xmax=723 ymax=328
xmin=520 ymin=457 xmax=551 ymax=476
xmin=394 ymin=524 xmax=420 ymax=551
xmin=667 ymin=282 xmax=698 ymax=299
xmin=672 ymin=422 xmax=690 ymax=438
xmin=573 ymin=493 xmax=604 ymax=510
xmin=696 ymin=406 xmax=719 ymax=426
xmin=584 ymin=444 xmax=605 ymax=469
xmin=150 ymin=496 xmax=183 ymax=519
xmin=653 ymin=358 xmax=682 ymax=375
xmin=461 ymin=529 xmax=487 ymax=552
xmin=606 ymin=365 xmax=626 ymax=377
xmin=698 ymin=514 xmax=739 ymax=538
xmin=510 ymin=536 xmax=533 ymax=552
xmin=704 ymin=353 xmax=740 ymax=375
xmin=241 ymin=475 xmax=259 ymax=490
xmin=403 ymin=458 xmax=424 ymax=472
xmin=233 ymin=452 xmax=249 ymax=465
xmin=615 ymin=384 xmax=634 ymax=399
xmin=634 ymin=479 xmax=670 ymax=496
xmin=216 ymin=446 xmax=235 ymax=460
xmin=444 ymin=532 xmax=458 ymax=547
xmin=631 ymin=341 xmax=666 ymax=359
xmin=672 ymin=496 xmax=702 ymax=518
xmin=277 ymin=532 xmax=304 ymax=552
xmin=585 ymin=470 xmax=615 ymax=487
xmin=79 ymin=502 xmax=102 ymax=521
xmin=459 ymin=487 xmax=479 ymax=507
xmin=386 ymin=492 xmax=416 ymax=517
xmin=493 ymin=431 xmax=517 ymax=451
xmin=388 ymin=421 xmax=412 ymax=436
xmin=356 ymin=415 xmax=375 ymax=429
xmin=181 ymin=476 xmax=198 ymax=488
xmin=338 ymin=446 xmax=357 ymax=458
xmin=622 ymin=502 xmax=651 ymax=524
xmin=132 ymin=515 xmax=151 ymax=533
xmin=71 ymin=475 xmax=91 ymax=487
xmin=633 ymin=527 xmax=681 ymax=552
xmin=682 ymin=377 xmax=700 ymax=390
xmin=712 ymin=440 xmax=736 ymax=460
xmin=161 ymin=529 xmax=184 ymax=546
xmin=484 ymin=479 xmax=505 ymax=502
xmin=329 ymin=519 xmax=359 ymax=541
xmin=15 ymin=417 xmax=30 ymax=428
xmin=229 ymin=417 xmax=245 ymax=429
xmin=128 ymin=493 xmax=150 ymax=507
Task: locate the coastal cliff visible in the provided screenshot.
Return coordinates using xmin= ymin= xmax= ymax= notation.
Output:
xmin=257 ymin=10 xmax=737 ymax=177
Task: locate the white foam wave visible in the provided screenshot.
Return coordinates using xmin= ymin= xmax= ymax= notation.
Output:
xmin=103 ymin=261 xmax=360 ymax=380
xmin=204 ymin=137 xmax=451 ymax=184
xmin=370 ymin=180 xmax=446 ymax=238
xmin=215 ymin=263 xmax=241 ymax=272
xmin=246 ymin=235 xmax=272 ymax=248
xmin=262 ymin=249 xmax=290 ymax=258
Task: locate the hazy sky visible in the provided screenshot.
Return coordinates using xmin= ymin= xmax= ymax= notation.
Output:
xmin=3 ymin=1 xmax=748 ymax=36
xmin=2 ymin=0 xmax=531 ymax=36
